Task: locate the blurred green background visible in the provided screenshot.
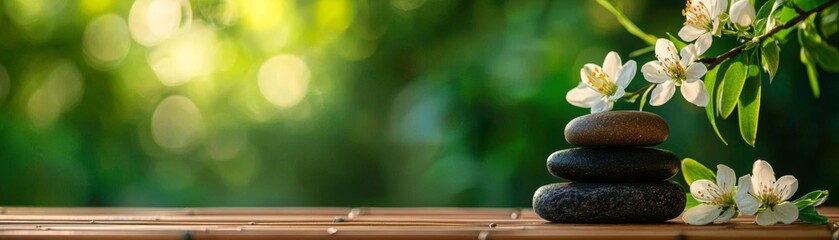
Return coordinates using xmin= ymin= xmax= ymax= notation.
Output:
xmin=0 ymin=0 xmax=837 ymax=207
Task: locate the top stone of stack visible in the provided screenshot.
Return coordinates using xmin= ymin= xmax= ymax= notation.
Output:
xmin=564 ymin=111 xmax=668 ymax=147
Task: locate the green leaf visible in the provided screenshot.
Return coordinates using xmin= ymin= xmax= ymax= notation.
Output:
xmin=756 ymin=0 xmax=774 ymax=20
xmin=704 ymin=60 xmax=728 ymax=145
xmin=761 ymin=40 xmax=780 ymax=82
xmin=738 ymin=54 xmax=761 ymax=147
xmin=773 ymin=7 xmax=798 ymax=42
xmin=796 ymin=199 xmax=817 ymax=210
xmin=685 ymin=193 xmax=701 ymax=210
xmin=719 ymin=54 xmax=749 ymax=119
xmin=794 ymin=0 xmax=829 ymax=11
xmin=801 ymin=48 xmax=821 ymax=98
xmin=799 ymin=15 xmax=839 ymax=72
xmin=798 ymin=205 xmax=829 ymax=224
xmin=681 ymin=158 xmax=716 ymax=185
xmin=595 ymin=0 xmax=658 ymax=45
xmin=754 ymin=0 xmax=775 ymax=35
xmin=780 ymin=3 xmax=797 ymax=20
xmin=793 ymin=190 xmax=829 ymax=208
xmin=775 ymin=28 xmax=796 ymax=43
xmin=666 ymin=32 xmax=688 ymax=50
xmin=822 ymin=4 xmax=839 ymax=37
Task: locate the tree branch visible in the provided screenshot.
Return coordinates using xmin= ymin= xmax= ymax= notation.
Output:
xmin=699 ymin=0 xmax=839 ymax=70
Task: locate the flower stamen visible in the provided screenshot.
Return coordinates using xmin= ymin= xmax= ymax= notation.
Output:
xmin=683 ymin=0 xmax=713 ymax=31
xmin=583 ymin=66 xmax=618 ymax=96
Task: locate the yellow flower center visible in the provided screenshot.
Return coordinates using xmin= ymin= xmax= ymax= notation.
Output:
xmin=584 ymin=66 xmax=617 ymax=96
xmin=757 ymin=180 xmax=787 ymax=207
xmin=667 ymin=63 xmax=686 ymax=86
xmin=697 ymin=182 xmax=735 ymax=207
xmin=655 ymin=49 xmax=687 ymax=86
xmin=683 ymin=0 xmax=713 ymax=31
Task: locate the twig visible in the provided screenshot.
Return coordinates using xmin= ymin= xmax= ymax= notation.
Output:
xmin=622 ymin=83 xmax=654 ymax=100
xmin=791 ymin=2 xmax=807 ymax=15
xmin=698 ymin=0 xmax=839 ymax=70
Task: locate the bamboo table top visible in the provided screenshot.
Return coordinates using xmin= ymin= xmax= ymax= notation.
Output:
xmin=0 ymin=207 xmax=837 ymax=240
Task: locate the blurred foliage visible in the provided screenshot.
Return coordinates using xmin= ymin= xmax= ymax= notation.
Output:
xmin=0 ymin=0 xmax=837 ymax=207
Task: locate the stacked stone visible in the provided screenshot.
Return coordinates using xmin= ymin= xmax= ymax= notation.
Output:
xmin=532 ymin=111 xmax=685 ymax=223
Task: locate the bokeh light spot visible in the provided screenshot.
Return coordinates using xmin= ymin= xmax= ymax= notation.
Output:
xmin=26 ymin=61 xmax=84 ymax=128
xmin=239 ymin=0 xmax=294 ymax=52
xmin=151 ymin=95 xmax=204 ymax=152
xmin=257 ymin=55 xmax=311 ymax=109
xmin=79 ymin=0 xmax=113 ymax=17
xmin=129 ymin=0 xmax=191 ymax=47
xmin=316 ymin=0 xmax=354 ymax=34
xmin=147 ymin=22 xmax=220 ymax=86
xmin=83 ymin=14 xmax=131 ymax=69
xmin=3 ymin=0 xmax=67 ymax=41
xmin=4 ymin=0 xmax=66 ymax=26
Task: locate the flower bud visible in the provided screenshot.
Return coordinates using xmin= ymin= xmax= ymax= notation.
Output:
xmin=729 ymin=0 xmax=756 ymax=27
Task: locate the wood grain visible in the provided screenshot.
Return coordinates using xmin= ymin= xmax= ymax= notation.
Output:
xmin=0 ymin=207 xmax=835 ymax=239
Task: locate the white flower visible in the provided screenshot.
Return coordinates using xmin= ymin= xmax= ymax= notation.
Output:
xmin=678 ymin=0 xmax=726 ymax=51
xmin=730 ymin=0 xmax=756 ymax=27
xmin=641 ymin=39 xmax=709 ymax=107
xmin=735 ymin=160 xmax=799 ymax=226
xmin=683 ymin=164 xmax=738 ymax=225
xmin=566 ymin=51 xmax=637 ymax=113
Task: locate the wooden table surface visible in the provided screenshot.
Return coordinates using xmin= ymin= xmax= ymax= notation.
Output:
xmin=0 ymin=207 xmax=836 ymax=239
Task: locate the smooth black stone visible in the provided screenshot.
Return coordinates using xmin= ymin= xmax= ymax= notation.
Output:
xmin=532 ymin=181 xmax=685 ymax=223
xmin=564 ymin=111 xmax=669 ymax=147
xmin=547 ymin=148 xmax=679 ymax=182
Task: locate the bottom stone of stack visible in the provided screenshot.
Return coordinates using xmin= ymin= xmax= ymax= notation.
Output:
xmin=533 ymin=181 xmax=685 ymax=223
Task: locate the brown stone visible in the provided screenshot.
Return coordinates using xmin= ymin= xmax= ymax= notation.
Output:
xmin=532 ymin=181 xmax=685 ymax=223
xmin=547 ymin=147 xmax=679 ymax=182
xmin=564 ymin=111 xmax=668 ymax=147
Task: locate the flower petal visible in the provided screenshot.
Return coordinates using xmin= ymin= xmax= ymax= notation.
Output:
xmin=608 ymin=87 xmax=625 ymax=101
xmin=680 ymin=46 xmax=696 ymax=68
xmin=655 ymin=39 xmax=680 ymax=68
xmin=751 ymin=160 xmax=776 ymax=197
xmin=590 ymin=99 xmax=613 ymax=113
xmin=566 ymin=83 xmax=602 ymax=108
xmin=695 ymin=33 xmax=712 ymax=56
xmin=711 ymin=18 xmax=721 ymax=35
xmin=641 ymin=61 xmax=670 ymax=83
xmin=603 ymin=51 xmax=622 ymax=82
xmin=713 ymin=207 xmax=736 ymax=224
xmin=616 ymin=60 xmax=636 ymax=89
xmin=580 ymin=64 xmax=601 ymax=89
xmin=678 ymin=25 xmax=706 ymax=42
xmin=736 ymin=174 xmax=752 ymax=199
xmin=756 ymin=209 xmax=778 ymax=226
xmin=736 ymin=174 xmax=760 ymax=215
xmin=691 ymin=179 xmax=721 ymax=203
xmin=685 ymin=63 xmax=708 ymax=82
xmin=715 ymin=164 xmax=736 ymax=193
xmin=681 ymin=80 xmax=709 ymax=107
xmin=649 ymin=80 xmax=676 ymax=106
xmin=774 ymin=175 xmax=798 ymax=201
xmin=714 ymin=0 xmax=728 ymax=18
xmin=683 ymin=204 xmax=722 ymax=225
xmin=730 ymin=0 xmax=756 ymax=27
xmin=774 ymin=202 xmax=799 ymax=224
